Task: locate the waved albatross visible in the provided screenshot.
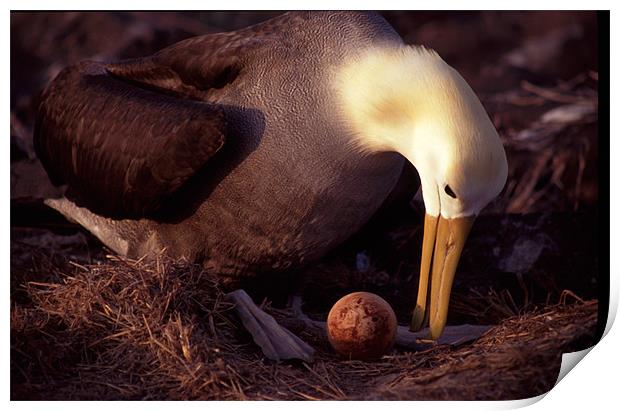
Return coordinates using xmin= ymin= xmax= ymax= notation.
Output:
xmin=34 ymin=11 xmax=508 ymax=361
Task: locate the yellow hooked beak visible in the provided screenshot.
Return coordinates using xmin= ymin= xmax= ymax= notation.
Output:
xmin=410 ymin=214 xmax=475 ymax=339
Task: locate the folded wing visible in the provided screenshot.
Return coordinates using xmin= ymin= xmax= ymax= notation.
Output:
xmin=34 ymin=60 xmax=227 ymax=218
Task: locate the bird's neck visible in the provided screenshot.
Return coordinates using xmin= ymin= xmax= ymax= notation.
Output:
xmin=334 ymin=45 xmax=466 ymax=160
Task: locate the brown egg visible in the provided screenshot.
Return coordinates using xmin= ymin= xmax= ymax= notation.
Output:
xmin=327 ymin=291 xmax=397 ymax=360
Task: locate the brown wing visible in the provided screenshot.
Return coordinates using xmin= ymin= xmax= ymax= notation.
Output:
xmin=105 ymin=34 xmax=256 ymax=98
xmin=34 ymin=61 xmax=227 ymax=218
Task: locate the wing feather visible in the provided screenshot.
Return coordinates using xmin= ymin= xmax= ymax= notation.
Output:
xmin=34 ymin=61 xmax=226 ymax=218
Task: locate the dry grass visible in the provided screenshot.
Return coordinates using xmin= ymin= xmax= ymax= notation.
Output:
xmin=368 ymin=299 xmax=597 ymax=400
xmin=12 ymin=253 xmax=253 ymax=400
xmin=489 ymin=72 xmax=598 ymax=214
xmin=11 ymin=250 xmax=598 ymax=400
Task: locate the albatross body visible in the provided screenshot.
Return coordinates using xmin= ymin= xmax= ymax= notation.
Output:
xmin=35 ymin=11 xmax=507 ymax=347
xmin=37 ymin=12 xmax=405 ymax=278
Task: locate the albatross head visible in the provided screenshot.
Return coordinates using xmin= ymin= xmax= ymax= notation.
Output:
xmin=337 ymin=46 xmax=508 ymax=339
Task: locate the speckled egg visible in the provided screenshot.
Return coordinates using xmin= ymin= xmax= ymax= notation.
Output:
xmin=326 ymin=291 xmax=397 ymax=360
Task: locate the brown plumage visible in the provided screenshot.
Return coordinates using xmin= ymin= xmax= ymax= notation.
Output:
xmin=35 ymin=61 xmax=226 ymax=218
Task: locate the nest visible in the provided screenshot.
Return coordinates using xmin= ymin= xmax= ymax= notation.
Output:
xmin=11 ymin=250 xmax=597 ymax=400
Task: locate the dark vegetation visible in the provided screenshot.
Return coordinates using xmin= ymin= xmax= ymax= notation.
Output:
xmin=11 ymin=11 xmax=600 ymax=400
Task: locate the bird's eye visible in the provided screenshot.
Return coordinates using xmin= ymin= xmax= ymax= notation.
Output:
xmin=444 ymin=185 xmax=457 ymax=199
